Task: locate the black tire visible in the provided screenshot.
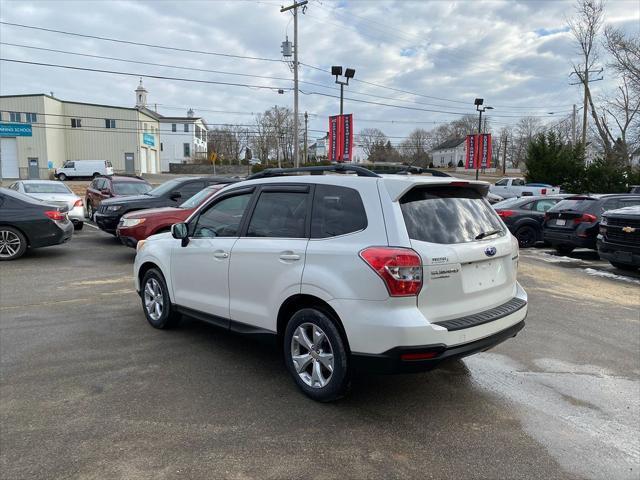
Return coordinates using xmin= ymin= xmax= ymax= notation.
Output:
xmin=555 ymin=245 xmax=574 ymax=255
xmin=0 ymin=226 xmax=28 ymax=261
xmin=74 ymin=222 xmax=84 ymax=231
xmin=58 ymin=173 xmax=67 ymax=181
xmin=140 ymin=268 xmax=181 ymax=329
xmin=284 ymin=308 xmax=350 ymax=402
xmin=610 ymin=261 xmax=638 ymax=271
xmin=515 ymin=225 xmax=538 ymax=248
xmin=86 ymin=201 xmax=93 ymax=220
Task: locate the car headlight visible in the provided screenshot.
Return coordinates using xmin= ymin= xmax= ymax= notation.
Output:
xmin=121 ymin=218 xmax=145 ymax=228
xmin=136 ymin=239 xmax=147 ymax=252
xmin=106 ymin=205 xmax=123 ymax=212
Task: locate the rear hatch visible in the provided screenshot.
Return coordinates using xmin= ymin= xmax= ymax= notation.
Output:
xmin=544 ymin=197 xmax=598 ymax=231
xmin=398 ymin=184 xmax=517 ymax=323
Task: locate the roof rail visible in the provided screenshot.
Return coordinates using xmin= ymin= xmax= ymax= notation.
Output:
xmin=247 ymin=164 xmax=380 ymax=179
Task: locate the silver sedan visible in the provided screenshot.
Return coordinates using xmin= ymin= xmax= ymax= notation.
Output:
xmin=8 ymin=180 xmax=85 ymax=230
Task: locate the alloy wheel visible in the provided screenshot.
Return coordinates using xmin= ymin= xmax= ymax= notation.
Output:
xmin=144 ymin=278 xmax=164 ymax=321
xmin=290 ymin=322 xmax=335 ymax=388
xmin=0 ymin=230 xmax=22 ymax=259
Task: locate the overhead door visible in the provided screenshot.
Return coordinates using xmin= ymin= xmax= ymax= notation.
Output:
xmin=140 ymin=147 xmax=148 ymax=174
xmin=149 ymin=149 xmax=157 ymax=174
xmin=0 ymin=138 xmax=19 ymax=178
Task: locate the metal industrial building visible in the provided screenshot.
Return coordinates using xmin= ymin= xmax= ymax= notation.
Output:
xmin=0 ymin=88 xmax=160 ymax=179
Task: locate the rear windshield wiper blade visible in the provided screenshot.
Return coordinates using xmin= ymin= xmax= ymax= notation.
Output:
xmin=475 ymin=229 xmax=502 ymax=240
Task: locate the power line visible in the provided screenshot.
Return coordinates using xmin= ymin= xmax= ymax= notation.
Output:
xmin=0 ymin=58 xmax=291 ymax=91
xmin=0 ymin=21 xmax=285 ymax=63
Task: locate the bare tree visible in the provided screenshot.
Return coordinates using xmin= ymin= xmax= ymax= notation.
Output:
xmin=568 ymin=0 xmax=604 ymax=146
xmin=511 ymin=117 xmax=543 ymax=168
xmin=399 ymin=128 xmax=432 ymax=166
xmin=604 ymin=26 xmax=640 ymax=95
xmin=358 ymin=128 xmax=388 ymax=160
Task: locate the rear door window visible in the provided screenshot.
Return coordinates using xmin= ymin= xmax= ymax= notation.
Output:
xmin=400 ymin=186 xmax=505 ymax=244
xmin=247 ymin=191 xmax=309 ymax=238
xmin=534 ymin=199 xmax=557 ymax=212
xmin=311 ymin=185 xmax=367 ymax=238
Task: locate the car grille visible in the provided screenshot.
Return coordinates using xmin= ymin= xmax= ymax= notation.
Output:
xmin=605 ymin=217 xmax=640 ymax=228
xmin=98 ymin=204 xmax=109 ymax=213
xmin=433 ymin=297 xmax=527 ymax=331
xmin=604 ymin=228 xmax=640 ymax=246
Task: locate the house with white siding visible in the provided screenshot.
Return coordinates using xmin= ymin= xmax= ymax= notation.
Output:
xmin=430 ymin=137 xmax=466 ymax=167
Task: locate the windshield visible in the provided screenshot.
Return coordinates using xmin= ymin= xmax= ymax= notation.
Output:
xmin=23 ymin=183 xmax=72 ymax=194
xmin=400 ymin=186 xmax=505 ymax=244
xmin=113 ymin=182 xmax=152 ymax=196
xmin=180 ymin=185 xmax=223 ymax=209
xmin=146 ymin=179 xmax=182 ymax=197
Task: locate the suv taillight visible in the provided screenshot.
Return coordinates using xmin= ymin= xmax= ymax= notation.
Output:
xmin=359 ymin=247 xmax=423 ymax=297
xmin=574 ymin=213 xmax=597 ymax=224
xmin=74 ymin=199 xmax=84 ymax=207
xmin=45 ymin=210 xmax=66 ymax=221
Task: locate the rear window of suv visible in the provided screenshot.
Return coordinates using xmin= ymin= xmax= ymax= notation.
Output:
xmin=550 ymin=198 xmax=598 ymax=212
xmin=400 ymin=185 xmax=505 ymax=244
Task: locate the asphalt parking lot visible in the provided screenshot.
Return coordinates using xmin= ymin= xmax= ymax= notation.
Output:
xmin=1 ymin=225 xmax=639 ymax=480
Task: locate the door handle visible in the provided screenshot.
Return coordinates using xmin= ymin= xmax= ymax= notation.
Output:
xmin=213 ymin=251 xmax=229 ymax=259
xmin=279 ymin=253 xmax=300 ymax=261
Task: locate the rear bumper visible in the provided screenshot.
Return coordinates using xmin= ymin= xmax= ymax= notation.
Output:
xmin=68 ymin=206 xmax=85 ymax=224
xmin=352 ymin=320 xmax=525 ymax=374
xmin=543 ymin=229 xmax=595 ymax=249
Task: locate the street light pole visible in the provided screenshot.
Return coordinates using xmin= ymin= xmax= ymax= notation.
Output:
xmin=473 ymin=98 xmax=493 ymax=181
xmin=340 ymin=83 xmax=344 ymax=116
xmin=332 ymin=66 xmax=355 ymax=118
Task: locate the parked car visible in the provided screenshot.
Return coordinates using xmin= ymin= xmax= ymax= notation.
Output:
xmin=8 ymin=180 xmax=86 ymax=230
xmin=493 ymin=195 xmax=570 ymax=247
xmin=543 ymin=194 xmax=640 ymax=254
xmin=95 ymin=176 xmax=236 ymax=235
xmin=117 ymin=183 xmax=232 ymax=248
xmin=490 ymin=178 xmax=560 ymax=199
xmin=54 ymin=160 xmax=113 ymax=180
xmin=0 ymin=187 xmax=73 ymax=261
xmin=85 ymin=175 xmax=152 ymax=220
xmin=133 ymin=165 xmax=527 ymax=401
xmin=486 ymin=192 xmax=504 ymax=204
xmin=597 ymin=205 xmax=640 ymax=270
xmin=629 ymin=185 xmax=640 ymax=194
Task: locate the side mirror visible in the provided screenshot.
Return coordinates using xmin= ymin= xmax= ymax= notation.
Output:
xmin=100 ymin=188 xmax=110 ymax=195
xmin=171 ymin=222 xmax=190 ymax=247
xmin=170 ymin=191 xmax=182 ymax=201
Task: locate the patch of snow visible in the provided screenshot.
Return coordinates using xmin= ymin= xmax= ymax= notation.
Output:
xmin=584 ymin=268 xmax=640 ymax=285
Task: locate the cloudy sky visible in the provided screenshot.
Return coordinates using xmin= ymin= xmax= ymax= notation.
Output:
xmin=0 ymin=0 xmax=638 ymax=146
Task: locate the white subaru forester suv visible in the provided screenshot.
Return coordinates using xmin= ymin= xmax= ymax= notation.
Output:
xmin=134 ymin=166 xmax=527 ymax=401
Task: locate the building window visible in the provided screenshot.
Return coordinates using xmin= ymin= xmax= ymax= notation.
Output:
xmin=183 ymin=143 xmax=191 ymax=157
xmin=9 ymin=112 xmax=21 ymax=122
xmin=171 ymin=123 xmax=176 ymax=132
xmin=25 ymin=113 xmax=37 ymax=123
xmin=160 ymin=142 xmax=163 ymax=152
xmin=71 ymin=118 xmax=82 ymax=128
xmin=184 ymin=123 xmax=189 ymax=133
xmin=105 ymin=119 xmax=116 ymax=129
xmin=143 ymin=123 xmax=148 ymax=133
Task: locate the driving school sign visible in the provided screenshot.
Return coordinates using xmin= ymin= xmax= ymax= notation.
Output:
xmin=328 ymin=114 xmax=354 ymax=162
xmin=0 ymin=123 xmax=32 ymax=137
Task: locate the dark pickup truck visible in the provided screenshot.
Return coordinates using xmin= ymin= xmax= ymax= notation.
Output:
xmin=597 ymin=205 xmax=640 ymax=271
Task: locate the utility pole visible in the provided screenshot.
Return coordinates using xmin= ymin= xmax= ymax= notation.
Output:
xmin=304 ymin=111 xmax=308 ymax=165
xmin=572 ymin=104 xmax=576 ymax=145
xmin=570 ymin=68 xmax=603 ymax=146
xmin=503 ymin=133 xmax=508 ymax=175
xmin=280 ymin=1 xmax=307 ymax=168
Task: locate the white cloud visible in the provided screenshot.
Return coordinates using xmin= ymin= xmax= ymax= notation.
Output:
xmin=0 ymin=0 xmax=637 ymax=141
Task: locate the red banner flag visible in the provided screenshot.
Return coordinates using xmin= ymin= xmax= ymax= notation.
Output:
xmin=479 ymin=133 xmax=492 ymax=168
xmin=465 ymin=134 xmax=477 ymax=169
xmin=328 ymin=114 xmax=354 ymax=162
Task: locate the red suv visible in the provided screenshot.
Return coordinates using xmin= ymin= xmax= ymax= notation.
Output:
xmin=116 ymin=184 xmax=229 ymax=247
xmin=85 ymin=175 xmax=152 ymax=219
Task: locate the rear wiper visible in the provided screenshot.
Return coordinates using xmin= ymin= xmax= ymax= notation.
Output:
xmin=475 ymin=229 xmax=502 ymax=240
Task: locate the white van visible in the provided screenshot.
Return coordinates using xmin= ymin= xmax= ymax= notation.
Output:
xmin=55 ymin=160 xmax=114 ymax=180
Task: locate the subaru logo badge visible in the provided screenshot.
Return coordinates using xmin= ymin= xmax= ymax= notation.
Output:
xmin=485 ymin=246 xmax=497 ymax=257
